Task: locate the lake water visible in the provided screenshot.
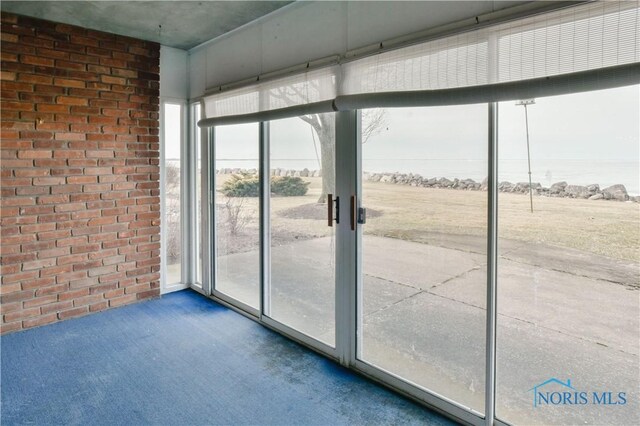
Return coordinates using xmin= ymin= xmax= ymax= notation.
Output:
xmin=217 ymin=159 xmax=640 ymax=196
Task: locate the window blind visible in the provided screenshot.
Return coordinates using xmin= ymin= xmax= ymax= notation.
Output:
xmin=200 ymin=1 xmax=639 ymax=126
xmin=204 ymin=67 xmax=338 ymax=120
xmin=495 ymin=0 xmax=639 ymax=83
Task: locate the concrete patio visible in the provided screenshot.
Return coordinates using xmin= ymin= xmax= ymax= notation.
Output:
xmin=217 ymin=235 xmax=639 ymax=425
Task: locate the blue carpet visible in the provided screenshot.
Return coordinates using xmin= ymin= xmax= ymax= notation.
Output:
xmin=1 ymin=289 xmax=456 ymax=425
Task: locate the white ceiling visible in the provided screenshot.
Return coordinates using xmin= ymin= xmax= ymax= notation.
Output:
xmin=0 ymin=1 xmax=293 ymax=50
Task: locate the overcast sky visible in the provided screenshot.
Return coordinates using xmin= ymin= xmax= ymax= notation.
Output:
xmin=205 ymin=85 xmax=639 ymax=164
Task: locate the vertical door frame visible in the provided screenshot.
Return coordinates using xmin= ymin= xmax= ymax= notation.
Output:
xmin=484 ymin=103 xmax=499 ymax=426
xmin=198 ymin=101 xmax=212 ymax=296
xmin=259 ymin=122 xmax=271 ymax=318
xmin=335 ymin=110 xmax=359 ymax=366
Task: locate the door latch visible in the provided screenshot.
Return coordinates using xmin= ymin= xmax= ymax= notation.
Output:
xmin=357 ymin=207 xmax=367 ymax=224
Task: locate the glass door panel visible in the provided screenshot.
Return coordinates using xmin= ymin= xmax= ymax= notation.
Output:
xmin=163 ymin=103 xmax=182 ymax=286
xmin=214 ymin=123 xmax=261 ymax=310
xmin=358 ymin=105 xmax=488 ymax=412
xmin=496 ymin=86 xmax=640 ymax=425
xmin=267 ymin=114 xmax=336 ymax=347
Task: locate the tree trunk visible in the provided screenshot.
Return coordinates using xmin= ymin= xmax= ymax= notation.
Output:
xmin=316 ymin=113 xmax=335 ymax=203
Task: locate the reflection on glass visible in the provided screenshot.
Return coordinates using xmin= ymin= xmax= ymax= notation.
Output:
xmin=359 ymin=106 xmax=488 ymax=412
xmin=164 ymin=103 xmax=182 ymax=285
xmin=268 ymin=114 xmax=336 ymax=346
xmin=496 ymin=86 xmax=640 ymax=425
xmin=215 ymin=123 xmax=260 ymax=309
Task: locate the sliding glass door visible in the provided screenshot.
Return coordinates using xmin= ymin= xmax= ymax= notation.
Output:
xmin=356 ymin=105 xmax=488 ymax=413
xmin=204 ymin=86 xmax=638 ymax=426
xmin=496 ymin=86 xmax=640 ymax=425
xmin=265 ymin=114 xmax=337 ymax=348
xmin=213 ymin=123 xmax=261 ymax=311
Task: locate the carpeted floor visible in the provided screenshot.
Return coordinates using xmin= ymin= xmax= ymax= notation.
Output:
xmin=1 ymin=289 xmax=456 ymax=425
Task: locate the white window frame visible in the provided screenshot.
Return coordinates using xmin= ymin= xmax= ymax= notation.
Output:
xmin=160 ymin=98 xmax=189 ymax=294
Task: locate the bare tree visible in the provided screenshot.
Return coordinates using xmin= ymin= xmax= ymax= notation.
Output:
xmin=361 ymin=109 xmax=387 ymax=144
xmin=299 ymin=112 xmax=335 ymax=203
xmin=271 ymin=88 xmax=386 ymax=203
xmin=224 ymin=197 xmax=251 ymax=236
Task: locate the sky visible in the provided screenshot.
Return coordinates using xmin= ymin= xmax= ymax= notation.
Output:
xmin=211 ymin=85 xmax=639 ymax=163
xmin=168 ymin=85 xmax=639 ymax=192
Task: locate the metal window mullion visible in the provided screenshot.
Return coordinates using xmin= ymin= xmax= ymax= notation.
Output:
xmin=180 ymin=101 xmax=190 ymax=286
xmin=188 ymin=103 xmax=198 ymax=286
xmin=189 ymin=104 xmax=198 ymax=286
xmin=353 ymin=110 xmax=363 ymax=365
xmin=335 ymin=110 xmax=358 ymax=366
xmin=208 ymin=126 xmax=217 ymax=296
xmin=259 ymin=121 xmax=271 ymax=318
xmin=159 ymin=101 xmax=167 ymax=293
xmin=484 ymin=102 xmax=499 ymax=426
xmin=200 ymin=104 xmax=212 ymax=295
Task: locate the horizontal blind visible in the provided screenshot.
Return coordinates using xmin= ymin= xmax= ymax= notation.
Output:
xmin=201 ymin=1 xmax=639 ymax=123
xmin=496 ymin=1 xmax=639 ymax=83
xmin=204 ymin=67 xmax=338 ymax=119
xmin=340 ymin=31 xmax=490 ymax=94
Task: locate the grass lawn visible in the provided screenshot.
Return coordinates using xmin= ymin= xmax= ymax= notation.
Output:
xmin=216 ymin=175 xmax=640 ymax=263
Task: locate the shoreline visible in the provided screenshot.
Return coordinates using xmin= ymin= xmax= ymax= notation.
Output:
xmin=215 ymin=168 xmax=640 ymax=202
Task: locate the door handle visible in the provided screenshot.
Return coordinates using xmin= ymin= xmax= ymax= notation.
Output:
xmin=350 ymin=195 xmax=356 ymax=231
xmin=328 ymin=194 xmax=339 ymax=227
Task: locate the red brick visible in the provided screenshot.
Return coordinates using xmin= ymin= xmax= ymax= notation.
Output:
xmin=89 ymin=301 xmax=109 ymax=312
xmin=108 ymin=294 xmax=137 ymax=307
xmin=2 ymin=101 xmax=33 ymax=111
xmin=54 ymin=78 xmax=85 ymax=88
xmin=19 ymin=74 xmax=52 ymax=85
xmin=0 ymin=282 xmax=22 ymax=294
xmin=36 ymin=48 xmax=69 ymax=60
xmin=1 ymin=289 xmax=35 ymax=304
xmin=58 ymin=306 xmax=89 ymax=320
xmin=35 ymin=283 xmax=68 ymax=297
xmin=0 ymin=321 xmax=22 ymax=333
xmin=55 ymin=60 xmax=86 ymax=71
xmin=21 ymin=55 xmax=55 ymax=67
xmin=21 ymin=277 xmax=56 ymax=291
xmin=1 ymin=71 xmax=16 ymax=81
xmin=57 ymin=96 xmax=88 ymax=106
xmin=4 ymin=307 xmax=41 ymax=322
xmin=1 ymin=11 xmax=159 ymax=335
xmin=57 ymin=289 xmax=88 ymax=301
xmin=23 ymin=295 xmax=57 ymax=308
xmin=37 ymin=104 xmax=68 ymax=113
xmin=22 ymin=313 xmax=58 ymax=328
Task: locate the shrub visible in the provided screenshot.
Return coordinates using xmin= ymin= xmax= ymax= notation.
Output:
xmin=221 ymin=173 xmax=260 ymax=197
xmin=271 ymin=176 xmax=310 ymax=196
xmin=221 ymin=174 xmax=310 ymax=197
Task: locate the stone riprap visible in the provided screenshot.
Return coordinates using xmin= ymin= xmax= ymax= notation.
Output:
xmin=215 ymin=168 xmax=639 ymax=202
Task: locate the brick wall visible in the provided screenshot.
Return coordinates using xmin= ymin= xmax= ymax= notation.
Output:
xmin=0 ymin=12 xmax=161 ymax=334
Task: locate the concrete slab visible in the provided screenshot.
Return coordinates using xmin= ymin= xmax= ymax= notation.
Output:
xmin=216 ymin=251 xmax=260 ymax=309
xmin=363 ymin=235 xmax=486 ymax=290
xmin=362 ymin=291 xmax=487 ymax=413
xmin=495 ymin=311 xmax=639 ymax=425
xmin=503 ymin=242 xmax=639 ymax=287
xmin=431 ymin=259 xmax=639 ymax=354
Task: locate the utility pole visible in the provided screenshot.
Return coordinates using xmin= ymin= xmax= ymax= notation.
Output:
xmin=516 ymin=99 xmax=535 ymax=213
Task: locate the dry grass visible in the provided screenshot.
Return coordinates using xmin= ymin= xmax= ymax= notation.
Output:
xmin=216 ymin=176 xmax=640 ymax=262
